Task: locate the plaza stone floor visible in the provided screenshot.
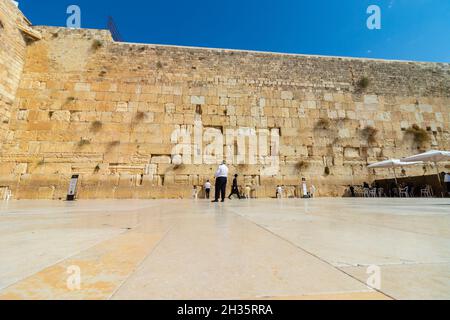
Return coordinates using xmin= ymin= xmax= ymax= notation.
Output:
xmin=0 ymin=198 xmax=449 ymax=300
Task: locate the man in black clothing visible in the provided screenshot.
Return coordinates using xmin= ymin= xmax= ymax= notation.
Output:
xmin=228 ymin=174 xmax=242 ymax=199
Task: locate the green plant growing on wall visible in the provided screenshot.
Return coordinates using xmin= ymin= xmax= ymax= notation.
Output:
xmin=135 ymin=112 xmax=146 ymax=122
xmin=237 ymin=164 xmax=249 ymax=170
xmin=91 ymin=39 xmax=103 ymax=51
xmin=106 ymin=140 xmax=120 ymax=153
xmin=357 ymin=77 xmax=370 ymax=91
xmin=77 ymin=139 xmax=91 ymax=148
xmin=131 ymin=112 xmax=146 ymax=129
xmin=295 ymin=160 xmax=309 ymax=172
xmin=91 ymin=121 xmax=103 ymax=133
xmin=65 ymin=97 xmax=76 ymax=105
xmin=405 ymin=124 xmax=430 ymax=146
xmin=156 ymin=61 xmax=163 ymax=69
xmin=361 ymin=125 xmax=379 ymax=145
xmin=173 ymin=163 xmax=185 ymax=171
xmin=315 ymin=118 xmax=331 ymax=130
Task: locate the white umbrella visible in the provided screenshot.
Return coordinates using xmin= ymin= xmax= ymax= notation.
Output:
xmin=401 ymin=150 xmax=450 ymax=183
xmin=368 ymin=159 xmax=423 ymax=183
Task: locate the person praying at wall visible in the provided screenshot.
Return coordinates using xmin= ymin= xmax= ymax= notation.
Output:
xmin=276 ymin=185 xmax=283 ymax=199
xmin=192 ymin=186 xmax=199 ymax=200
xmin=228 ymin=174 xmax=242 ymax=200
xmin=245 ymin=185 xmax=251 ymax=199
xmin=301 ymin=178 xmax=309 ymax=198
xmin=310 ymin=185 xmax=316 ymax=198
xmin=212 ymin=161 xmax=229 ymax=203
xmin=204 ymin=180 xmax=211 ymax=199
xmin=445 ymin=172 xmax=450 ymax=196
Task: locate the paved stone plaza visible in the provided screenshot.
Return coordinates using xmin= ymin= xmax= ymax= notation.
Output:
xmin=0 ymin=198 xmax=449 ymax=300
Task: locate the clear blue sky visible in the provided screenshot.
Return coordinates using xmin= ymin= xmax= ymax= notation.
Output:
xmin=18 ymin=0 xmax=450 ymax=62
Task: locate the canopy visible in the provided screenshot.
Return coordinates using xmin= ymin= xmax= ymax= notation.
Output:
xmin=368 ymin=159 xmax=422 ymax=169
xmin=368 ymin=159 xmax=423 ymax=184
xmin=401 ymin=150 xmax=450 ymax=163
xmin=401 ymin=150 xmax=450 ymax=185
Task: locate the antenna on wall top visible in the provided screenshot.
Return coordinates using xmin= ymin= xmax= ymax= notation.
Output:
xmin=107 ymin=16 xmax=123 ymax=42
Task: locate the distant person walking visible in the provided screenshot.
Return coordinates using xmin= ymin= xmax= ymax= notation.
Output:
xmin=212 ymin=161 xmax=228 ymax=203
xmin=445 ymin=172 xmax=450 ymax=195
xmin=204 ymin=180 xmax=211 ymax=199
xmin=228 ymin=174 xmax=242 ymax=199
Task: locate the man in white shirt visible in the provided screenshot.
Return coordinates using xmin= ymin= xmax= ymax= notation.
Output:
xmin=445 ymin=172 xmax=450 ymax=195
xmin=212 ymin=161 xmax=229 ymax=202
xmin=276 ymin=185 xmax=283 ymax=199
xmin=204 ymin=180 xmax=211 ymax=199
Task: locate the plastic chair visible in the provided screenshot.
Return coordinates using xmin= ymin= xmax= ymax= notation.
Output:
xmin=363 ymin=188 xmax=370 ymax=198
xmin=399 ymin=187 xmax=409 ymax=198
xmin=421 ymin=185 xmax=433 ymax=198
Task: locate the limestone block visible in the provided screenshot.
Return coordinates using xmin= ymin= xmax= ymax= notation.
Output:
xmin=151 ymin=156 xmax=172 ymax=164
xmin=364 ymin=95 xmax=379 ymax=111
xmin=418 ymin=104 xmax=433 ymax=113
xmin=14 ymin=163 xmax=28 ymax=175
xmin=51 ymin=110 xmax=71 ymax=121
xmin=191 ymin=96 xmax=205 ymax=105
xmin=145 ymin=164 xmax=157 ymax=175
xmin=74 ymin=83 xmax=91 ymax=92
xmin=259 ymin=98 xmax=266 ymax=107
xmin=116 ymin=101 xmax=128 ymax=112
xmin=324 ymin=93 xmax=333 ymax=102
xmin=17 ymin=110 xmax=29 ymax=121
xmin=0 ymin=163 xmax=15 ymax=175
xmin=281 ymin=91 xmax=293 ymax=100
xmin=376 ymin=112 xmax=391 ymax=122
xmin=400 ymin=104 xmax=416 ymax=112
xmin=338 ymin=128 xmax=351 ymax=139
xmin=344 ymin=147 xmax=360 ymax=159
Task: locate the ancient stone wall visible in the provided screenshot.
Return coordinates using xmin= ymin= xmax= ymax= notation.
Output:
xmin=0 ymin=0 xmax=28 ymax=147
xmin=1 ymin=19 xmax=449 ymax=199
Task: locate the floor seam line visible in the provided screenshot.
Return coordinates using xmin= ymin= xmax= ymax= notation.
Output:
xmin=229 ymin=209 xmax=396 ymax=300
xmin=108 ymin=225 xmax=175 ymax=300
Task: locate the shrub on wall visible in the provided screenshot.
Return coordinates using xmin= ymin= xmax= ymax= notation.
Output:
xmin=357 ymin=77 xmax=370 ymax=91
xmin=315 ymin=118 xmax=331 ymax=130
xmin=405 ymin=124 xmax=430 ymax=146
xmin=361 ymin=126 xmax=379 ymax=144
xmin=91 ymin=121 xmax=103 ymax=133
xmin=106 ymin=141 xmax=120 ymax=153
xmin=91 ymin=40 xmax=103 ymax=51
xmin=295 ymin=160 xmax=309 ymax=171
xmin=77 ymin=139 xmax=91 ymax=148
